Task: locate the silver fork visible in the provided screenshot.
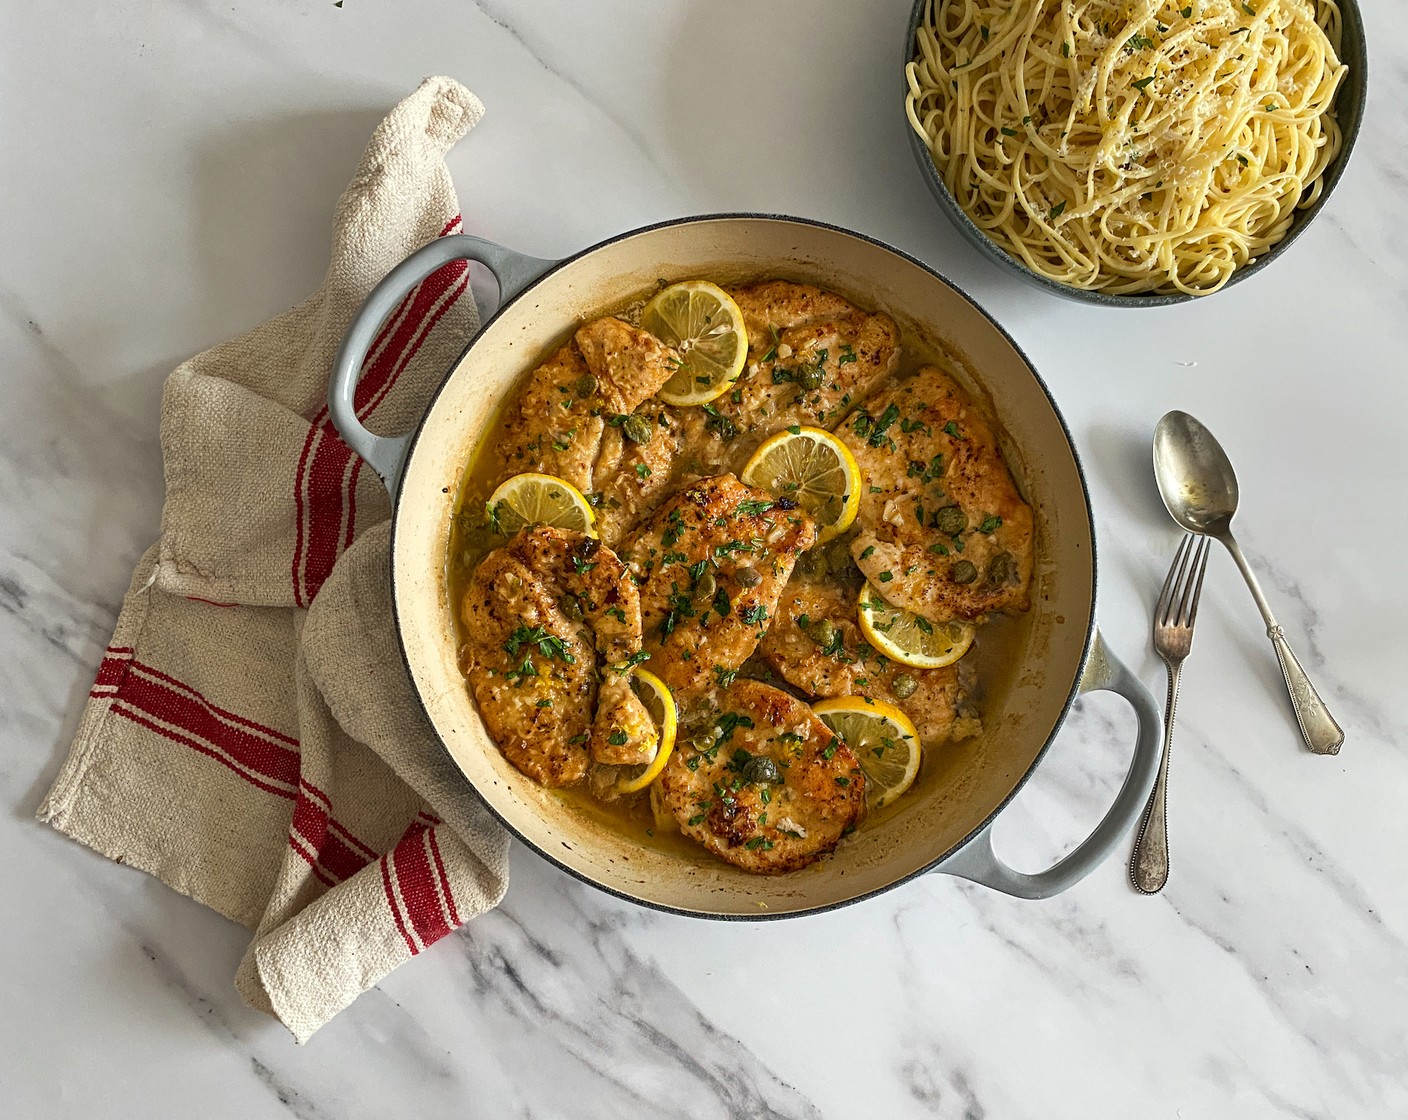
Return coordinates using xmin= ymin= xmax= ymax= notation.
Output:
xmin=1131 ymin=534 xmax=1210 ymax=894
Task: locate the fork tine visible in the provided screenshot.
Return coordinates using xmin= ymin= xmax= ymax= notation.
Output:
xmin=1156 ymin=535 xmax=1194 ymax=628
xmin=1183 ymin=536 xmax=1211 ymax=627
xmin=1174 ymin=535 xmax=1204 ymax=626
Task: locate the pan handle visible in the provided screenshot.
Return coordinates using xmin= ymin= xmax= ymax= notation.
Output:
xmin=931 ymin=628 xmax=1162 ymax=898
xmin=327 ymin=234 xmax=557 ymax=495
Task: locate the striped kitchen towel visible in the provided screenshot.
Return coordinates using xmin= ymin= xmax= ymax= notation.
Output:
xmin=39 ymin=76 xmax=509 ymax=1043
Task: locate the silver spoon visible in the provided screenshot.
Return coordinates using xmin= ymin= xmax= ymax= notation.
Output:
xmin=1152 ymin=411 xmax=1344 ymax=755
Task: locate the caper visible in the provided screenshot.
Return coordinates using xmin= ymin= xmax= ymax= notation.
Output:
xmin=891 ymin=673 xmax=919 ymax=699
xmin=707 ymin=412 xmax=737 ymax=440
xmin=695 ymin=569 xmax=717 ymax=600
xmin=824 ymin=538 xmax=857 ymax=578
xmin=951 ymin=559 xmax=978 ymax=584
xmin=797 ymin=550 xmax=828 ymax=579
xmin=810 ymin=618 xmax=839 ymax=649
xmin=622 ymin=414 xmax=654 ymax=444
xmin=735 ymin=565 xmax=762 ymax=588
xmin=988 ymin=550 xmax=1015 ymax=585
xmin=575 ymin=373 xmax=597 ymax=397
xmin=797 ymin=363 xmax=825 ymax=391
xmin=741 ymin=755 xmax=781 ymax=785
xmin=935 ymin=505 xmax=968 ymax=535
xmin=560 ymin=594 xmax=584 ymax=621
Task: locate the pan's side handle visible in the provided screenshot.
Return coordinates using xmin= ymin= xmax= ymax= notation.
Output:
xmin=327 ymin=234 xmax=557 ymax=496
xmin=931 ymin=629 xmax=1162 ymax=898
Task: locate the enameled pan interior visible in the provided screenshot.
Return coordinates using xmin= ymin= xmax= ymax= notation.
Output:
xmin=391 ymin=217 xmax=1095 ymax=917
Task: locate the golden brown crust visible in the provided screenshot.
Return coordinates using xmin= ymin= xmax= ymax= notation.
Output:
xmin=840 ymin=365 xmax=1034 ymax=620
xmin=461 ymin=528 xmax=654 ymax=785
xmin=759 ymin=580 xmax=980 ymax=747
xmin=669 ymin=281 xmax=901 ymax=476
xmin=623 ymin=474 xmax=817 ymax=693
xmin=659 ymin=680 xmax=866 ymax=872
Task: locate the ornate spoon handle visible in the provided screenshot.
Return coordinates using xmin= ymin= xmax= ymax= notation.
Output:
xmin=1220 ymin=532 xmax=1344 ymax=755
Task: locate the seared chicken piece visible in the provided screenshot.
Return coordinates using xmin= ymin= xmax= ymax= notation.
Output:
xmin=592 ymin=401 xmax=681 ymax=548
xmin=494 ymin=342 xmax=602 ymax=492
xmin=670 ymin=281 xmax=900 ymax=476
xmin=759 ymin=580 xmax=981 ymax=747
xmin=840 ymin=365 xmax=1034 ymax=621
xmin=573 ymin=316 xmax=681 ymax=415
xmin=460 ymin=527 xmax=656 ymax=785
xmin=659 ymin=679 xmax=866 ymax=873
xmin=494 ymin=315 xmax=681 ymax=490
xmin=624 ymin=474 xmax=817 ymax=693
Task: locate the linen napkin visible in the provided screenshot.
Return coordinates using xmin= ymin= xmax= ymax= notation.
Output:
xmin=39 ymin=76 xmax=510 ymax=1043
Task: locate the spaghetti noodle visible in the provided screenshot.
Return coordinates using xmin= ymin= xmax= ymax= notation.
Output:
xmin=905 ymin=0 xmax=1348 ymax=295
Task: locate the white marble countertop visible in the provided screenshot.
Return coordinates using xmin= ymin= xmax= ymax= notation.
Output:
xmin=4 ymin=2 xmax=1406 ymax=1116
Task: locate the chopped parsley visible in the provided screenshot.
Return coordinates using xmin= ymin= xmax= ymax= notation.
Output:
xmin=712 ymin=586 xmax=732 ymax=618
xmin=1050 ymin=200 xmax=1066 ymax=218
xmin=635 ymin=463 xmax=652 ymax=480
xmin=504 ymin=625 xmax=575 ymax=664
xmin=860 ymin=545 xmax=876 ymax=560
xmin=714 ymin=711 xmax=756 ymax=747
xmin=736 ymin=499 xmax=776 ymax=517
xmin=1132 ymin=76 xmax=1156 ymax=91
xmin=702 ymin=402 xmax=737 ymax=440
xmin=612 ymin=650 xmax=651 ymax=675
xmin=608 ymin=730 xmax=629 ymax=746
xmin=739 ymin=604 xmax=768 ymax=625
xmin=978 ymin=515 xmax=1003 ymax=534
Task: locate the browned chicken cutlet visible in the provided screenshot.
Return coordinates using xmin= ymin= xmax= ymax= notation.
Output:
xmin=460 ymin=527 xmax=657 ymax=785
xmin=660 ymin=679 xmax=866 ymax=872
xmin=623 ymin=474 xmax=817 ymax=693
xmin=840 ymin=365 xmax=1034 ymax=620
xmin=493 ymin=342 xmax=602 ymax=492
xmin=494 ymin=314 xmax=680 ymax=501
xmin=760 ymin=580 xmax=981 ymax=747
xmin=591 ymin=400 xmax=681 ymax=548
xmin=669 ymin=281 xmax=900 ymax=476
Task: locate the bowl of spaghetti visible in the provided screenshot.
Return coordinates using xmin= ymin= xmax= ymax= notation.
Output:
xmin=903 ymin=0 xmax=1366 ymax=304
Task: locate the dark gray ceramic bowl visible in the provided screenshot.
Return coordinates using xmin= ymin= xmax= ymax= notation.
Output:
xmin=903 ymin=0 xmax=1368 ymax=307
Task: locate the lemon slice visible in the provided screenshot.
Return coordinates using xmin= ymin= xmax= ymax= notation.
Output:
xmin=740 ymin=426 xmax=861 ymax=543
xmin=812 ymin=697 xmax=921 ymax=810
xmin=615 ymin=668 xmax=677 ymax=794
xmin=641 ymin=281 xmax=748 ymax=406
xmin=487 ymin=472 xmax=597 ymax=538
xmin=857 ymin=583 xmax=975 ymax=668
